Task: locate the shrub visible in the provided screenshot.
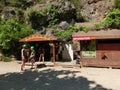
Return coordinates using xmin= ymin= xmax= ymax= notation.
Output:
xmin=93 ymin=24 xmax=100 ymax=30
xmin=0 ymin=18 xmax=35 ymax=56
xmin=46 ymin=4 xmax=59 ymax=27
xmin=0 ymin=55 xmax=12 ymax=62
xmin=55 ymin=25 xmax=79 ymax=40
xmin=79 ymin=26 xmax=89 ymax=33
xmin=100 ymin=9 xmax=120 ymax=28
xmin=25 ymin=8 xmax=46 ymax=21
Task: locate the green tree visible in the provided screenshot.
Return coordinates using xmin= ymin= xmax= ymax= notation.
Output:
xmin=0 ymin=18 xmax=35 ymax=56
xmin=55 ymin=25 xmax=79 ymax=42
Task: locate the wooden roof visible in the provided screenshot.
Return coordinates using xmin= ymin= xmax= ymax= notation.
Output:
xmin=19 ymin=33 xmax=58 ymax=42
xmin=72 ymin=29 xmax=120 ymax=40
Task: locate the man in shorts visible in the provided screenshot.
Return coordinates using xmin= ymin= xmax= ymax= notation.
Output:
xmin=21 ymin=44 xmax=30 ymax=71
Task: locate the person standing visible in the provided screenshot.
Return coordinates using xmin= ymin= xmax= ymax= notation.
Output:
xmin=21 ymin=44 xmax=30 ymax=71
xmin=55 ymin=43 xmax=59 ymax=61
xmin=39 ymin=46 xmax=45 ymax=62
xmin=75 ymin=51 xmax=82 ymax=68
xmin=29 ymin=46 xmax=36 ymax=69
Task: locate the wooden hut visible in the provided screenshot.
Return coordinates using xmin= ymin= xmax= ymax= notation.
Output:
xmin=19 ymin=33 xmax=61 ymax=63
xmin=72 ymin=29 xmax=120 ymax=68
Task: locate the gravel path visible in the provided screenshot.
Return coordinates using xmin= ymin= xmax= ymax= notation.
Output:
xmin=0 ymin=61 xmax=120 ymax=90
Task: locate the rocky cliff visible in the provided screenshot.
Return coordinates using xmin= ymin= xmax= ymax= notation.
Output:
xmin=0 ymin=0 xmax=115 ymax=30
xmin=80 ymin=0 xmax=114 ymax=22
xmin=0 ymin=0 xmax=115 ymax=21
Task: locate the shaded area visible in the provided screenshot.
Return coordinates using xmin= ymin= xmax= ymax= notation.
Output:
xmin=0 ymin=68 xmax=111 ymax=90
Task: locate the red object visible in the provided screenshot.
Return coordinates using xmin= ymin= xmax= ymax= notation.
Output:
xmin=73 ymin=36 xmax=91 ymax=41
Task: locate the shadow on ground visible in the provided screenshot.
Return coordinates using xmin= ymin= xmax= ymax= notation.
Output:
xmin=0 ymin=68 xmax=112 ymax=90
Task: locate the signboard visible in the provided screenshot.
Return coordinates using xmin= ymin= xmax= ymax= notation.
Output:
xmin=72 ymin=36 xmax=96 ymax=41
xmin=19 ymin=34 xmax=54 ymax=42
xmin=82 ymin=51 xmax=96 ymax=58
xmin=25 ymin=36 xmax=51 ymax=41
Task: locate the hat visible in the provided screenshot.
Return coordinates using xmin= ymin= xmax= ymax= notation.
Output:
xmin=31 ymin=46 xmax=34 ymax=49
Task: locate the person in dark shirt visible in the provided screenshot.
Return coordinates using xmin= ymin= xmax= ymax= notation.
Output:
xmin=55 ymin=43 xmax=59 ymax=61
xmin=39 ymin=47 xmax=45 ymax=62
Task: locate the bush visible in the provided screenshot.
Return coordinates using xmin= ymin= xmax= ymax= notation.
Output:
xmin=55 ymin=25 xmax=79 ymax=41
xmin=100 ymin=9 xmax=120 ymax=29
xmin=0 ymin=18 xmax=35 ymax=56
xmin=0 ymin=55 xmax=12 ymax=62
xmin=55 ymin=25 xmax=89 ymax=42
xmin=25 ymin=8 xmax=46 ymax=21
xmin=46 ymin=4 xmax=59 ymax=27
xmin=93 ymin=24 xmax=100 ymax=31
xmin=79 ymin=26 xmax=89 ymax=33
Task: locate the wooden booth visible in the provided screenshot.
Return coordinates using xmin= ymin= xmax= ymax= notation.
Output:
xmin=19 ymin=33 xmax=61 ymax=63
xmin=72 ymin=29 xmax=120 ymax=68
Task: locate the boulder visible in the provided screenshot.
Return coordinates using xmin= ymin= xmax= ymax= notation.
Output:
xmin=81 ymin=0 xmax=114 ymax=22
xmin=59 ymin=21 xmax=69 ymax=30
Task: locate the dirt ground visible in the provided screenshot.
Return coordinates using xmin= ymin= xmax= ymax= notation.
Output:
xmin=0 ymin=61 xmax=120 ymax=90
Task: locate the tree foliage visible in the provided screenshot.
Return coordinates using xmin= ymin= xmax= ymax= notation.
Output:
xmin=100 ymin=9 xmax=120 ymax=28
xmin=0 ymin=18 xmax=35 ymax=55
xmin=55 ymin=25 xmax=89 ymax=42
xmin=55 ymin=25 xmax=79 ymax=42
xmin=25 ymin=8 xmax=46 ymax=21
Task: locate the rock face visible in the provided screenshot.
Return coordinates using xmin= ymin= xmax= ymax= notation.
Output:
xmin=0 ymin=0 xmax=115 ymax=23
xmin=0 ymin=0 xmax=115 ymax=28
xmin=80 ymin=0 xmax=114 ymax=22
xmin=59 ymin=21 xmax=69 ymax=30
xmin=25 ymin=0 xmax=76 ymax=30
xmin=52 ymin=0 xmax=76 ymax=21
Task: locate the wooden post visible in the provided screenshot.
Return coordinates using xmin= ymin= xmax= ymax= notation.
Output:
xmin=52 ymin=43 xmax=55 ymax=65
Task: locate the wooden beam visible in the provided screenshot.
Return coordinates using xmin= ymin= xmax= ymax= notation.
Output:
xmin=52 ymin=42 xmax=55 ymax=65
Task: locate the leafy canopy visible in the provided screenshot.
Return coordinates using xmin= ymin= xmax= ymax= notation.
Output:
xmin=100 ymin=9 xmax=120 ymax=28
xmin=55 ymin=25 xmax=78 ymax=40
xmin=55 ymin=24 xmax=89 ymax=42
xmin=0 ymin=18 xmax=35 ymax=50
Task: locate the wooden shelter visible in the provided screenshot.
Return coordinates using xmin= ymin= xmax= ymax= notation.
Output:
xmin=72 ymin=29 xmax=120 ymax=68
xmin=19 ymin=33 xmax=61 ymax=63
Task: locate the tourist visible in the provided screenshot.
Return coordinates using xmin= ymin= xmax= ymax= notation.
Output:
xmin=21 ymin=44 xmax=30 ymax=71
xmin=29 ymin=46 xmax=36 ymax=69
xmin=39 ymin=46 xmax=45 ymax=62
xmin=55 ymin=43 xmax=59 ymax=61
